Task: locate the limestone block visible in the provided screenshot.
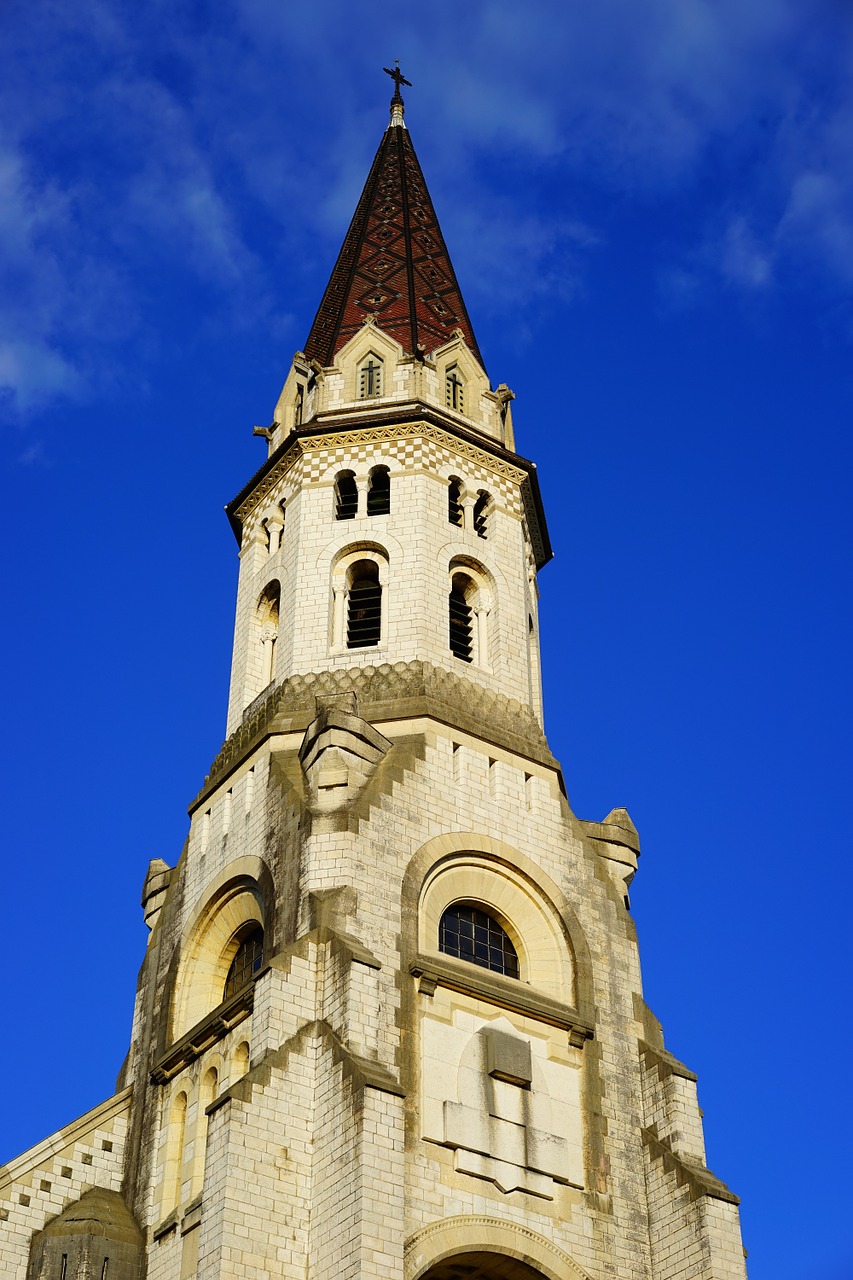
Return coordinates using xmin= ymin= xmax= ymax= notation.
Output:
xmin=485 ymin=1027 xmax=532 ymax=1087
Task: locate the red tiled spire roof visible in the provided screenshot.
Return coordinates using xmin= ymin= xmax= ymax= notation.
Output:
xmin=303 ymin=111 xmax=485 ymax=373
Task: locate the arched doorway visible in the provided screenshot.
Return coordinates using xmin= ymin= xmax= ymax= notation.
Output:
xmin=421 ymin=1255 xmax=548 ymax=1280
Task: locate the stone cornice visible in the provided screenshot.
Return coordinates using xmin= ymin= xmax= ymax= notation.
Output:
xmin=191 ymin=659 xmax=559 ymax=811
xmin=410 ymin=954 xmax=594 ymax=1045
xmin=150 ymin=985 xmax=255 ymax=1084
xmin=225 ymin=406 xmax=551 ymax=568
xmin=642 ymin=1127 xmax=740 ymax=1204
xmin=639 ymin=1039 xmax=698 ymax=1083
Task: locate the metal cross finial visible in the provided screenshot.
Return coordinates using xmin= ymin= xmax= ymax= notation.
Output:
xmin=383 ymin=61 xmax=412 ymax=101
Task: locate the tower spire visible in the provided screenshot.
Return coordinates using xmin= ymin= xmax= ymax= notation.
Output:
xmin=303 ymin=71 xmax=485 ymax=372
xmin=383 ymin=61 xmax=411 ymax=127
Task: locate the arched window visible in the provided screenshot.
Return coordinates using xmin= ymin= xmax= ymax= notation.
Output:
xmin=223 ymin=926 xmax=264 ymax=1001
xmin=439 ymin=904 xmax=519 ymax=979
xmin=190 ymin=1067 xmax=218 ymax=1197
xmin=163 ymin=1090 xmax=187 ymax=1213
xmin=420 ymin=1255 xmax=548 ymax=1280
xmin=347 ymin=561 xmax=382 ymax=648
xmin=334 ymin=471 xmax=358 ymax=520
xmin=233 ymin=1041 xmax=250 ymax=1081
xmin=366 ymin=465 xmax=390 ymax=516
xmin=257 ymin=582 xmax=280 ymax=689
xmin=447 ymin=477 xmax=464 ymax=527
xmin=473 ymin=490 xmax=492 ymax=539
xmin=449 ymin=576 xmax=474 ymax=662
xmin=358 ymin=353 xmax=383 ymax=399
xmin=445 ymin=364 xmax=464 ymax=413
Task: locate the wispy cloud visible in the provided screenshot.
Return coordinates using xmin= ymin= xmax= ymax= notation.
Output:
xmin=1 ymin=0 xmax=850 ymax=427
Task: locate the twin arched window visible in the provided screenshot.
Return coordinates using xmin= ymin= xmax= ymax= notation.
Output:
xmin=334 ymin=467 xmax=391 ymax=520
xmin=446 ymin=478 xmax=491 ymax=539
xmin=439 ymin=903 xmax=519 ymax=979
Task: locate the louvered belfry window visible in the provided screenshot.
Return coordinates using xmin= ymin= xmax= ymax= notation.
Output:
xmin=347 ymin=562 xmax=382 ymax=648
xmin=473 ymin=490 xmax=491 ymax=539
xmin=367 ymin=466 xmax=390 ymax=515
xmin=439 ymin=904 xmax=519 ymax=979
xmin=224 ymin=926 xmax=264 ymax=1000
xmin=449 ymin=581 xmax=473 ymax=661
xmin=448 ymin=477 xmax=464 ymax=527
xmin=335 ymin=471 xmax=358 ymax=520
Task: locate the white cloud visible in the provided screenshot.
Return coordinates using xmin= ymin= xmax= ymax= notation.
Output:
xmin=1 ymin=0 xmax=850 ymax=428
xmin=0 ymin=340 xmax=81 ymax=412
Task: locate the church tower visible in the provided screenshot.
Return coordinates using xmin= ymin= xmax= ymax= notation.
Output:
xmin=1 ymin=74 xmax=748 ymax=1280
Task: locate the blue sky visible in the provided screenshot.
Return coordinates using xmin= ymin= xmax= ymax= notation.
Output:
xmin=2 ymin=2 xmax=852 ymax=1276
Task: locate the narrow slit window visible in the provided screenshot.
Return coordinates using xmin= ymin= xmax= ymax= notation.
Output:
xmin=224 ymin=926 xmax=264 ymax=1000
xmin=367 ymin=466 xmax=390 ymax=516
xmin=358 ymin=354 xmax=383 ymax=399
xmin=294 ymin=383 xmax=304 ymax=426
xmin=445 ymin=365 xmax=464 ymax=413
xmin=334 ymin=471 xmax=358 ymax=520
xmin=449 ymin=580 xmax=473 ymax=662
xmin=347 ymin=561 xmax=382 ymax=648
xmin=448 ymin=477 xmax=464 ymax=527
xmin=439 ymin=904 xmax=519 ymax=979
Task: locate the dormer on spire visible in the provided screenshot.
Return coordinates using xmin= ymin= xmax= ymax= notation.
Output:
xmin=384 ymin=61 xmax=411 ymax=128
xmin=303 ymin=70 xmax=486 ymax=373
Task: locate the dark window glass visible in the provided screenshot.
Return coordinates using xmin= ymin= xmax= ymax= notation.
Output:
xmin=347 ymin=563 xmax=382 ymax=648
xmin=449 ymin=584 xmax=473 ymax=661
xmin=439 ymin=905 xmax=519 ymax=979
xmin=448 ymin=478 xmax=464 ymax=527
xmin=223 ymin=927 xmax=264 ymax=1000
xmin=367 ymin=467 xmax=390 ymax=516
xmin=335 ymin=472 xmax=358 ymax=520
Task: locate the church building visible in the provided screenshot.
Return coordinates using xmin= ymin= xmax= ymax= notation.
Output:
xmin=0 ymin=72 xmax=748 ymax=1280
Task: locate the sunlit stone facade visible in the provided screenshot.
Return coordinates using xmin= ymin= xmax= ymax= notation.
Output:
xmin=0 ymin=86 xmax=747 ymax=1280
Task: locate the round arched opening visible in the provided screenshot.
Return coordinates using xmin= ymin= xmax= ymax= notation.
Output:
xmin=420 ymin=1255 xmax=550 ymax=1280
